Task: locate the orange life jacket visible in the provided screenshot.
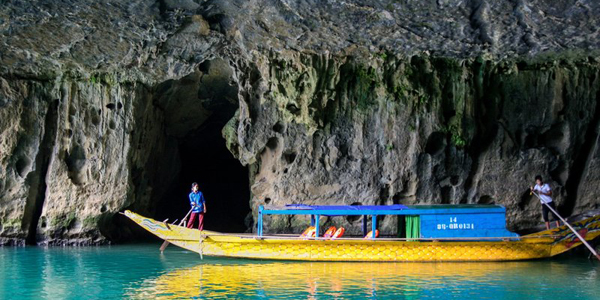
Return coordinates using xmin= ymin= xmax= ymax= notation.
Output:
xmin=323 ymin=226 xmax=337 ymax=238
xmin=331 ymin=227 xmax=345 ymax=239
xmin=364 ymin=229 xmax=379 ymax=239
xmin=300 ymin=226 xmax=316 ymax=238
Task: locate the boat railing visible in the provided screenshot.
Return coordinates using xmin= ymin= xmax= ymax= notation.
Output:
xmin=199 ymin=231 xmax=559 ymax=242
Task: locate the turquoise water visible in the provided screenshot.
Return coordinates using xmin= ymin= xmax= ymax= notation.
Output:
xmin=1 ymin=244 xmax=599 ymax=299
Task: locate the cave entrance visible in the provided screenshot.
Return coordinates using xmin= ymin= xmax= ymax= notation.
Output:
xmin=159 ymin=115 xmax=250 ymax=233
xmin=154 ymin=58 xmax=250 ymax=233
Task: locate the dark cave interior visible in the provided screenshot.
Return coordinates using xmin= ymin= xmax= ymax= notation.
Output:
xmin=153 ymin=58 xmax=251 ymax=234
xmin=154 ymin=114 xmax=251 ymax=233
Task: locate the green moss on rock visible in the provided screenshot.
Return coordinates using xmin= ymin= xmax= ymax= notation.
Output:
xmin=51 ymin=212 xmax=77 ymax=229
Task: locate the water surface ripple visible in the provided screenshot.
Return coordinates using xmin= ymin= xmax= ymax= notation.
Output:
xmin=1 ymin=244 xmax=598 ymax=299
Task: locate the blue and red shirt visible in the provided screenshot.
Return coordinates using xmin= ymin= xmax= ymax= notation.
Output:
xmin=189 ymin=191 xmax=205 ymax=213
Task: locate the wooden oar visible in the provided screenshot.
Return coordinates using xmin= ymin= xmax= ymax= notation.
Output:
xmin=532 ymin=191 xmax=600 ymax=261
xmin=160 ymin=208 xmax=193 ymax=253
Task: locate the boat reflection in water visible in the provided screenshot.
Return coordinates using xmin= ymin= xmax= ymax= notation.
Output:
xmin=127 ymin=258 xmax=598 ymax=299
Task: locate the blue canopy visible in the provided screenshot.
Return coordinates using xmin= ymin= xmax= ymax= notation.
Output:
xmin=256 ymin=203 xmax=512 ymax=238
xmin=284 ymin=204 xmax=408 ymax=213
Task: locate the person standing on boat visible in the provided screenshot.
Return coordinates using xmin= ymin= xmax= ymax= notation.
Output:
xmin=187 ymin=182 xmax=206 ymax=230
xmin=531 ymin=175 xmax=560 ymax=230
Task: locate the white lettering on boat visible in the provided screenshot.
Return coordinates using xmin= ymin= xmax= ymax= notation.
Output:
xmin=436 ymin=216 xmax=475 ymax=230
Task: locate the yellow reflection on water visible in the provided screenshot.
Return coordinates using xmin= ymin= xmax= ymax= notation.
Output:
xmin=127 ymin=259 xmax=584 ymax=299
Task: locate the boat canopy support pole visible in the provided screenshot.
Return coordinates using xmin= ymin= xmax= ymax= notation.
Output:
xmin=362 ymin=215 xmax=367 ymax=236
xmin=372 ymin=215 xmax=377 ymax=238
xmin=315 ymin=215 xmax=320 ymax=238
xmin=258 ymin=206 xmax=264 ymax=237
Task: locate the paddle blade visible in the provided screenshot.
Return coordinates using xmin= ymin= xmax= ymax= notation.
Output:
xmin=159 ymin=240 xmax=170 ymax=252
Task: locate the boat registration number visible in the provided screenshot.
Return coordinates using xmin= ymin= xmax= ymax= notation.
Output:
xmin=436 ymin=217 xmax=475 ymax=230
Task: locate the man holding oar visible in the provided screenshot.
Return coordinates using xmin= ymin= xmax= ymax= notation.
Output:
xmin=531 ymin=175 xmax=560 ymax=230
xmin=187 ymin=182 xmax=207 ymax=230
xmin=530 ymin=175 xmax=600 ymax=261
xmin=159 ymin=183 xmax=206 ymax=252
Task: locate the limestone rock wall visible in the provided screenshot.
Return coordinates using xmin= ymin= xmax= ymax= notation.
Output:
xmin=1 ymin=0 xmax=600 ymax=244
xmin=226 ymin=53 xmax=600 ymax=233
xmin=0 ymin=77 xmax=172 ymax=245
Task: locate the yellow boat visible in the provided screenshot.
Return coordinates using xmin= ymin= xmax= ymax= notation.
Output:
xmin=123 ymin=204 xmax=600 ymax=262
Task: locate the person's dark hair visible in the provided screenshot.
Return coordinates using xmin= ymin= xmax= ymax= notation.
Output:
xmin=535 ymin=175 xmax=543 ymax=182
xmin=191 ymin=182 xmax=199 ymax=188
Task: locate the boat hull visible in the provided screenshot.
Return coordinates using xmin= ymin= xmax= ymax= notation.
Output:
xmin=123 ymin=211 xmax=600 ymax=262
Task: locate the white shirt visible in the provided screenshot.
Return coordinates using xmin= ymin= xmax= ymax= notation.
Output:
xmin=534 ymin=183 xmax=552 ymax=204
